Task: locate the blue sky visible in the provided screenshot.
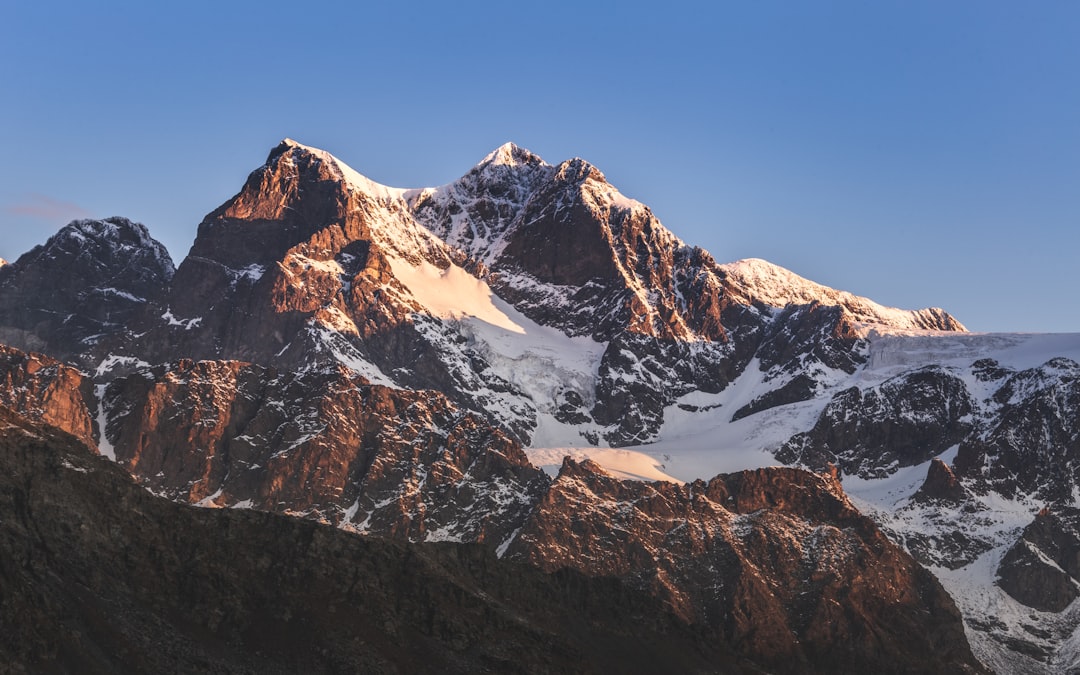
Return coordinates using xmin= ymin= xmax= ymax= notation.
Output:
xmin=3 ymin=1 xmax=1078 ymax=332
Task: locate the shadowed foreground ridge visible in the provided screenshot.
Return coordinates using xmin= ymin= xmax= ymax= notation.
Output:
xmin=0 ymin=407 xmax=749 ymax=674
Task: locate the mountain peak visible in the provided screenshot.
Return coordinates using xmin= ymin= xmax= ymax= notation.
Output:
xmin=554 ymin=157 xmax=606 ymax=185
xmin=42 ymin=217 xmax=173 ymax=273
xmin=478 ymin=142 xmax=546 ymax=168
xmin=265 ymin=139 xmax=406 ymax=202
xmin=267 ymin=137 xmax=322 ymax=164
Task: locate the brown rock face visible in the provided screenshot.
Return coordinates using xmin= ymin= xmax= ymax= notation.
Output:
xmin=153 ymin=140 xmax=421 ymax=367
xmin=486 ymin=158 xmax=744 ymax=344
xmin=914 ymin=458 xmax=969 ymax=503
xmin=102 ymin=358 xmax=549 ymax=545
xmin=507 ymin=459 xmax=984 ymax=675
xmin=0 ymin=345 xmax=94 ymax=447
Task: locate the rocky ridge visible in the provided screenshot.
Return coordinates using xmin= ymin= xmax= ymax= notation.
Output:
xmin=0 ymin=140 xmax=1076 ymax=672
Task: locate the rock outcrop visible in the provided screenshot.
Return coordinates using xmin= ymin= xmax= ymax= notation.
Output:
xmin=997 ymin=507 xmax=1080 ymax=612
xmin=507 ymin=459 xmax=983 ymax=674
xmin=0 ymin=345 xmax=95 ymax=446
xmin=955 ymin=358 xmax=1080 ymax=502
xmin=101 ymin=357 xmax=548 ymax=545
xmin=777 ymin=366 xmax=974 ymax=478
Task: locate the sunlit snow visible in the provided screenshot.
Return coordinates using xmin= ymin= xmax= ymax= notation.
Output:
xmin=527 ymin=447 xmax=682 ymax=483
xmin=388 ymin=257 xmax=524 ymax=333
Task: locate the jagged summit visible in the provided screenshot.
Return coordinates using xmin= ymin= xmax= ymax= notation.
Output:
xmin=8 ymin=216 xmax=175 ymax=283
xmin=268 ymin=138 xmax=406 ymax=202
xmin=0 ymin=216 xmax=175 ymax=365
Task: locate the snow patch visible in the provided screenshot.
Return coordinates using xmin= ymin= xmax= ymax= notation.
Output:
xmin=721 ymin=258 xmax=964 ymax=331
xmin=161 ymin=309 xmax=202 ymax=329
xmin=60 ymin=459 xmax=89 ymax=473
xmin=526 ymin=447 xmax=683 ymax=483
xmin=93 ymin=384 xmax=116 ymax=462
xmin=94 ymin=287 xmax=143 ymax=302
xmin=94 ymin=354 xmax=151 ymax=377
xmin=194 ymin=487 xmax=225 ymax=508
xmin=310 ymin=326 xmax=397 ymax=387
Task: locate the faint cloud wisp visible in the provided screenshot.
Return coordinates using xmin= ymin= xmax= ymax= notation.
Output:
xmin=6 ymin=193 xmax=92 ymax=221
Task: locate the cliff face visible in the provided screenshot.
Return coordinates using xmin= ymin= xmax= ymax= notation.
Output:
xmin=996 ymin=507 xmax=1080 ymax=613
xmin=509 ymin=459 xmax=980 ymax=675
xmin=101 ymin=358 xmax=548 ymax=545
xmin=0 ymin=345 xmax=95 ymax=446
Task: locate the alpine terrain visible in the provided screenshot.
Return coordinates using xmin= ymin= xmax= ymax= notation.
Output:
xmin=1 ymin=139 xmax=1077 ymax=672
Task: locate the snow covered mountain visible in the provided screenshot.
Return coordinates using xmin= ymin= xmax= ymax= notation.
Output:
xmin=0 ymin=139 xmax=1076 ymax=672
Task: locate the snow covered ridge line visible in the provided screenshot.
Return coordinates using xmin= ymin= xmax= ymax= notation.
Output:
xmin=279 ymin=138 xmax=407 ymax=202
xmin=721 ymin=258 xmax=965 ymax=331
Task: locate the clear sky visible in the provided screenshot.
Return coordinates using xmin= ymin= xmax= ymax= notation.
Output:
xmin=2 ymin=1 xmax=1078 ymax=332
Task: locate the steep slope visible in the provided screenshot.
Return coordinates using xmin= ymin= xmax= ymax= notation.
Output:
xmin=407 ymin=143 xmax=964 ymax=444
xmin=0 ymin=345 xmax=95 ymax=446
xmin=0 ymin=141 xmax=967 ymax=449
xmin=129 ymin=140 xmax=564 ymax=443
